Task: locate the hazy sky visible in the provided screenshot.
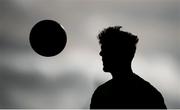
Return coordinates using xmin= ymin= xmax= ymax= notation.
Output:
xmin=0 ymin=0 xmax=179 ymax=108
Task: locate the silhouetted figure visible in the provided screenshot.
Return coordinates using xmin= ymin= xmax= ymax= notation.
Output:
xmin=90 ymin=26 xmax=167 ymax=109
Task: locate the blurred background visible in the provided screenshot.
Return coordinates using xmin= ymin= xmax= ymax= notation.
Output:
xmin=0 ymin=0 xmax=179 ymax=108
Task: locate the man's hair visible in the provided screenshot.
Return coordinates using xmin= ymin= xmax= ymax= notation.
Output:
xmin=98 ymin=26 xmax=139 ymax=57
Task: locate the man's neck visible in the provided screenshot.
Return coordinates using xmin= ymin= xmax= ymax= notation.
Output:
xmin=111 ymin=66 xmax=133 ymax=79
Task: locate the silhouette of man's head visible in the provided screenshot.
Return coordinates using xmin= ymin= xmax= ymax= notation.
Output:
xmin=98 ymin=26 xmax=139 ymax=76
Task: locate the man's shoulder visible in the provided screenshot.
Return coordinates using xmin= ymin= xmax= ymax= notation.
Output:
xmin=132 ymin=74 xmax=159 ymax=91
xmin=91 ymin=80 xmax=112 ymax=103
xmin=132 ymin=74 xmax=157 ymax=89
xmin=132 ymin=73 xmax=165 ymax=99
xmin=94 ymin=79 xmax=113 ymax=93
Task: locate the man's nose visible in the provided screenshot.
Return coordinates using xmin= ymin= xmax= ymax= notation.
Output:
xmin=99 ymin=51 xmax=102 ymax=56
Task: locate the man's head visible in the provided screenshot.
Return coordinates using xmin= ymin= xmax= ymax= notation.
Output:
xmin=98 ymin=26 xmax=139 ymax=73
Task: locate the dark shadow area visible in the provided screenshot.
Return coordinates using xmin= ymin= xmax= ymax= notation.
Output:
xmin=90 ymin=26 xmax=167 ymax=109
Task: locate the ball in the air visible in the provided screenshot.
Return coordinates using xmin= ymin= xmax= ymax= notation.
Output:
xmin=29 ymin=20 xmax=67 ymax=57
